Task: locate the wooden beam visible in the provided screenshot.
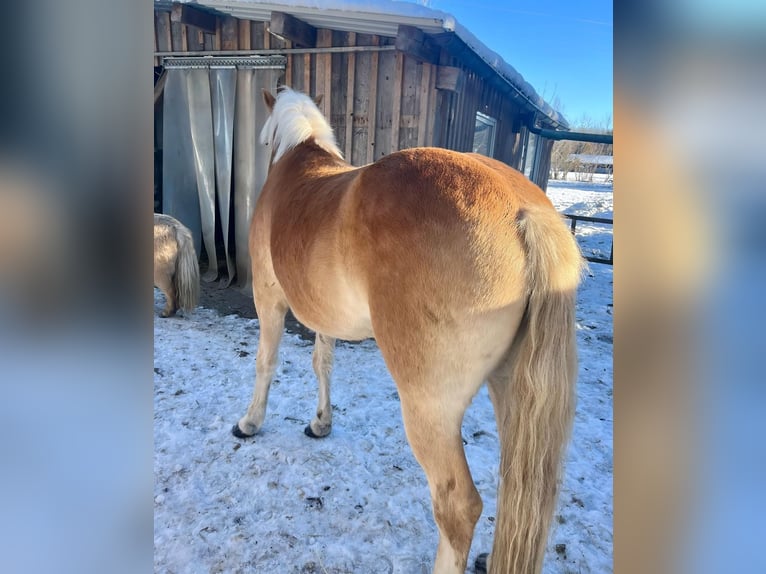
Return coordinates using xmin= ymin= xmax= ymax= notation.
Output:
xmin=221 ymin=16 xmax=238 ymax=51
xmin=395 ymin=25 xmax=439 ymax=64
xmin=366 ymin=36 xmax=379 ymax=164
xmin=270 ymin=11 xmax=316 ymax=48
xmin=171 ymin=4 xmax=216 ymax=34
xmin=154 ymin=69 xmax=167 ymax=105
xmin=238 ymin=20 xmax=251 ymax=50
xmin=417 ymin=62 xmax=432 ymax=146
xmin=436 ymin=66 xmax=464 ymax=92
xmin=391 ymin=52 xmax=404 ymax=151
xmin=344 ymin=32 xmax=356 ymax=160
xmin=317 ymin=29 xmax=332 ymax=118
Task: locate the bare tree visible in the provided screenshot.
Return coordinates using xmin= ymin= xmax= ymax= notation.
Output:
xmin=549 ymin=114 xmax=613 ymax=181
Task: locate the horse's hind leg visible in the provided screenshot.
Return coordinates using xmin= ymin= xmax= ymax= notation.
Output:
xmin=305 ymin=333 xmax=336 ymax=438
xmin=233 ymin=299 xmax=288 ymax=438
xmin=398 ymin=386 xmax=483 ymax=574
xmin=155 ymin=268 xmax=177 ymax=318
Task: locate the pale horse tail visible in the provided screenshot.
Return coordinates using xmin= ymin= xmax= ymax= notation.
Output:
xmin=489 ymin=205 xmax=584 ymax=574
xmin=173 ymin=221 xmax=200 ymax=313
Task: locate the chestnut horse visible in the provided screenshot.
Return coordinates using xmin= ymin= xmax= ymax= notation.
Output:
xmin=232 ymin=87 xmax=584 ymax=574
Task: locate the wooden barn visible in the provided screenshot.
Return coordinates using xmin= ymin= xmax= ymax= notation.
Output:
xmin=154 ymin=0 xmax=570 ymax=288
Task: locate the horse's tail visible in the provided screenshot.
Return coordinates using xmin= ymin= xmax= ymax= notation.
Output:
xmin=173 ymin=221 xmax=200 ymax=313
xmin=490 ymin=205 xmax=584 ymax=574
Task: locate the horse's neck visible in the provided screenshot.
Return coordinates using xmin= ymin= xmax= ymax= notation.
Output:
xmin=279 ymin=140 xmax=348 ymax=175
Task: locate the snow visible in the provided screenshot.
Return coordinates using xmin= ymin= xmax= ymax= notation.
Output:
xmin=548 ymin=176 xmax=614 ymax=264
xmin=154 ymin=180 xmax=613 ymax=573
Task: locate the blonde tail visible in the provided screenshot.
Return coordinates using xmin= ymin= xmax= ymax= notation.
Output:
xmin=490 ymin=206 xmax=584 ymax=573
xmin=173 ymin=223 xmax=200 ymax=313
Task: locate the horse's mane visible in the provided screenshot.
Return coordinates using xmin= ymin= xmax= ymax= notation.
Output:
xmin=260 ymin=87 xmax=344 ymax=163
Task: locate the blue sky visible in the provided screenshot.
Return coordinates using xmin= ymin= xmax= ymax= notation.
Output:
xmin=422 ymin=0 xmax=613 ymax=129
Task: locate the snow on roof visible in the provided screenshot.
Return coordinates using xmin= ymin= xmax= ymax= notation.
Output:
xmin=165 ymin=0 xmax=568 ymax=128
xmin=568 ymin=154 xmax=613 ymax=165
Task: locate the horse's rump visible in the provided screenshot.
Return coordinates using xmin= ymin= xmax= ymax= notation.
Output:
xmin=154 ymin=213 xmax=199 ymax=317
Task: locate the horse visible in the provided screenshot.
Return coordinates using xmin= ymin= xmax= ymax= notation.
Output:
xmin=232 ymin=87 xmax=584 ymax=574
xmin=153 ymin=213 xmax=200 ymax=317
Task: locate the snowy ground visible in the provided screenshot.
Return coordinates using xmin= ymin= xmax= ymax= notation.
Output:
xmin=154 ymin=180 xmax=613 ymax=573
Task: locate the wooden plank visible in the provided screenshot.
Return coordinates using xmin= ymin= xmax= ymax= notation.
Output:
xmin=426 ymin=62 xmax=437 ymax=146
xmin=391 ymin=52 xmax=404 ymax=151
xmin=251 ymin=21 xmax=264 ymax=50
xmin=203 ymin=31 xmax=214 ymax=51
xmin=395 ymin=25 xmax=439 ymax=64
xmin=462 ymin=71 xmax=475 ymax=150
xmin=285 ymin=39 xmax=293 ymax=87
xmin=264 ymin=23 xmax=271 ymax=49
xmin=153 ymin=13 xmax=160 ymax=66
xmin=154 ymin=69 xmax=167 ymax=105
xmin=182 ymin=25 xmax=199 ymax=52
xmin=451 ymin=71 xmax=465 ymax=150
xmin=436 ymin=66 xmax=464 ymax=92
xmin=344 ymin=32 xmax=356 ymax=160
xmin=303 ymin=53 xmax=311 ymax=95
xmin=352 ymin=34 xmax=372 ymax=166
xmin=221 ymin=16 xmax=238 ymax=51
xmin=270 ymin=11 xmax=316 ymax=48
xmin=374 ymin=49 xmax=393 ymax=160
xmin=292 ymin=47 xmax=305 ymax=91
xmin=417 ymin=62 xmax=431 ymax=146
xmin=317 ymin=29 xmax=332 ymax=118
xmin=214 ymin=17 xmax=221 ymax=51
xmin=367 ymin=36 xmax=379 ymax=163
xmin=170 ymin=19 xmax=185 ymax=52
xmin=315 ymin=35 xmax=326 ymax=101
xmin=238 ymin=20 xmax=251 ymax=50
xmin=157 ymin=11 xmax=172 ymax=53
xmin=399 ymin=55 xmax=419 ymax=150
xmin=328 ymin=31 xmax=346 ymax=152
xmin=171 ymin=4 xmax=216 ymax=34
xmin=180 ymin=24 xmax=189 ymax=52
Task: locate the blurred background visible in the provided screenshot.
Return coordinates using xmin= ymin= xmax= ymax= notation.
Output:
xmin=0 ymin=1 xmax=764 ymax=572
xmin=615 ymin=1 xmax=766 ymax=573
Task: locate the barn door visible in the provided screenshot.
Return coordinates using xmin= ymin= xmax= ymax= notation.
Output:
xmin=160 ymin=56 xmax=285 ymax=289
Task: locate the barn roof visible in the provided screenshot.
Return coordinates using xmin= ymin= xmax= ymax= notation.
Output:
xmin=159 ymin=0 xmax=568 ymax=129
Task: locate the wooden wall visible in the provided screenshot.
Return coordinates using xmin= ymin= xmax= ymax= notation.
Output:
xmin=154 ymin=6 xmax=537 ymax=173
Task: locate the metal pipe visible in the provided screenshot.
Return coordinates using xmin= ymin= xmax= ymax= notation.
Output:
xmin=156 ymin=45 xmax=397 ymax=58
xmin=528 ymin=124 xmax=613 ymax=144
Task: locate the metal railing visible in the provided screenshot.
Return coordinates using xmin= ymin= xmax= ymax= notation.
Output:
xmin=563 ymin=214 xmax=613 ymax=265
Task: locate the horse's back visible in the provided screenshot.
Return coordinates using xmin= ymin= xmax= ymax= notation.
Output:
xmin=351 ymin=148 xmax=550 ymax=311
xmin=256 ymin=145 xmax=571 ymax=341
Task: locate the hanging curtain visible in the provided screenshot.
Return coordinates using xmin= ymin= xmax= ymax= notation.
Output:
xmin=210 ymin=67 xmax=237 ymax=286
xmin=161 ymin=56 xmax=286 ymax=289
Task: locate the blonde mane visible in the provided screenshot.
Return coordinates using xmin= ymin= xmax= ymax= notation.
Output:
xmin=259 ymin=87 xmax=344 ymax=163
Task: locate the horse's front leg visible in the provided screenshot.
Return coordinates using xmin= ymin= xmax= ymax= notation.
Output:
xmin=232 ymin=301 xmax=288 ymax=438
xmin=304 ymin=333 xmax=336 ymax=438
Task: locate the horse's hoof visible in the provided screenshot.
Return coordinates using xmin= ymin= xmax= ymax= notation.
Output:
xmin=304 ymin=424 xmax=330 ymax=439
xmin=232 ymin=424 xmax=254 ymax=439
xmin=474 ymin=553 xmax=489 ymax=574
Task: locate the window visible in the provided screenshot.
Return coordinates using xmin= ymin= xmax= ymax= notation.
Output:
xmin=523 ymin=132 xmax=538 ymax=178
xmin=473 ymin=112 xmax=497 ymax=157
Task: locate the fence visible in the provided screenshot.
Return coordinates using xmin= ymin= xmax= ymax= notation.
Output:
xmin=563 ymin=214 xmax=613 ymax=265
